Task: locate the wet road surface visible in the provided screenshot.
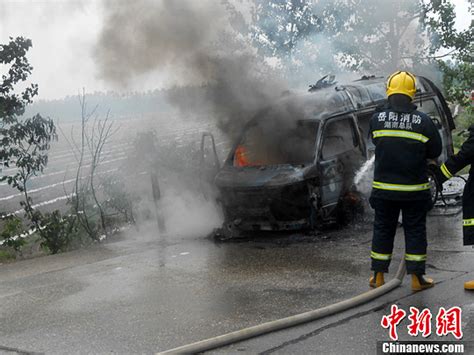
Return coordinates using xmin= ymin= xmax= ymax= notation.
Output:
xmin=0 ymin=210 xmax=472 ymax=354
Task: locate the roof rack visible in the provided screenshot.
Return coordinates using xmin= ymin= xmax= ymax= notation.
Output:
xmin=355 ymin=75 xmax=384 ymax=81
xmin=308 ymin=74 xmax=337 ymax=92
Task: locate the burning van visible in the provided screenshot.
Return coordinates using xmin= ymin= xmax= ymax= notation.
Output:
xmin=206 ymin=75 xmax=455 ymax=235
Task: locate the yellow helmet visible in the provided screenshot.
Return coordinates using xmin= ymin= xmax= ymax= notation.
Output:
xmin=386 ymin=71 xmax=417 ymax=99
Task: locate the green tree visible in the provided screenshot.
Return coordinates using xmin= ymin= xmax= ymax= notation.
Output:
xmin=251 ymin=0 xmax=320 ymax=61
xmin=0 ymin=37 xmax=56 ymax=189
xmin=318 ymin=0 xmax=471 ymax=72
xmin=0 ymin=37 xmax=68 ymax=254
xmin=439 ymin=60 xmax=473 ymax=107
xmin=251 ymin=0 xmax=473 ymax=95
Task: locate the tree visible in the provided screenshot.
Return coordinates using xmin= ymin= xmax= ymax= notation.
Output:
xmin=251 ymin=0 xmax=320 ymax=61
xmin=317 ymin=0 xmax=471 ymax=72
xmin=439 ymin=60 xmax=473 ymax=107
xmin=61 ymin=91 xmax=121 ymax=241
xmin=0 ymin=37 xmax=38 ymax=124
xmin=0 ymin=37 xmax=66 ymax=253
xmin=0 ymin=37 xmax=56 ymax=191
xmin=251 ymin=0 xmax=473 ymax=93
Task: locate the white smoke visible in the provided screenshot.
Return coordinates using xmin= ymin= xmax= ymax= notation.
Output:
xmin=353 ymin=156 xmax=375 ymax=195
xmin=160 ymin=188 xmax=223 ymax=238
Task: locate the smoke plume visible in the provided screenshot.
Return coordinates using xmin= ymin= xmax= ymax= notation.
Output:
xmin=94 ymin=0 xmax=288 ymax=140
xmin=93 ymin=0 xmax=312 ymax=236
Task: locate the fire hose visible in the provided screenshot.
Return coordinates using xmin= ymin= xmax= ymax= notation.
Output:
xmin=158 ymin=259 xmax=406 ymax=354
xmin=159 ymin=158 xmax=452 ymax=353
xmin=429 ymin=166 xmax=467 ymax=208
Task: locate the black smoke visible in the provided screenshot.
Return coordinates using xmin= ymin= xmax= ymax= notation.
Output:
xmin=94 ymin=0 xmax=288 ymax=140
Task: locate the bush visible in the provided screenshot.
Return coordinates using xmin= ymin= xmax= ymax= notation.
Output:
xmin=0 ymin=216 xmax=26 ymax=252
xmin=102 ymin=175 xmax=136 ymax=225
xmin=0 ymin=249 xmax=15 ymax=262
xmin=38 ymin=211 xmax=77 ymax=254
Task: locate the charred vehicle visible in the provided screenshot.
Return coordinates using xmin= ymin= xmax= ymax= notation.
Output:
xmin=205 ymin=75 xmax=455 ymax=234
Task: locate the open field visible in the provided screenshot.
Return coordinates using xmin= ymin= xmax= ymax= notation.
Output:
xmin=0 ymin=114 xmax=230 ymax=241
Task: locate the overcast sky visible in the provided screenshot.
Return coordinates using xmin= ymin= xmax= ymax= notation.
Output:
xmin=0 ymin=0 xmax=471 ymax=100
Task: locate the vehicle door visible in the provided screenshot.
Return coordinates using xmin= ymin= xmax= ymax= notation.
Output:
xmin=355 ymin=110 xmax=376 ymax=158
xmin=319 ymin=115 xmax=364 ymax=209
xmin=415 ymin=97 xmax=454 ymax=162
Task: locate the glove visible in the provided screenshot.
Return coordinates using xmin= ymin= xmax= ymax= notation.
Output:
xmin=427 ymin=164 xmax=445 ymax=191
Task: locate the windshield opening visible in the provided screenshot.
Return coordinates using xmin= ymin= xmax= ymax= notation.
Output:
xmin=233 ymin=120 xmax=318 ymax=167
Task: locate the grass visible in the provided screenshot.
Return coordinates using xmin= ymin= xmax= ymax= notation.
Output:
xmin=0 ymin=249 xmax=16 ymax=263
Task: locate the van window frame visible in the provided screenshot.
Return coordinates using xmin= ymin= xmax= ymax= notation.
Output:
xmin=319 ymin=114 xmax=361 ymax=161
xmin=229 ymin=119 xmax=320 ymax=167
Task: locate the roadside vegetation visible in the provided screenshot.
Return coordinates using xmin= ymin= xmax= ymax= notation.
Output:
xmin=0 ymin=38 xmax=138 ymax=261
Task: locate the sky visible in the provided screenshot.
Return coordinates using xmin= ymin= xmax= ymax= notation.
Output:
xmin=0 ymin=0 xmax=472 ymax=101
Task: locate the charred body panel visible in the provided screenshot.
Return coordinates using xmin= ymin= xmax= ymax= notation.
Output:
xmin=217 ymin=166 xmax=316 ymax=231
xmin=214 ymin=76 xmax=454 ymax=233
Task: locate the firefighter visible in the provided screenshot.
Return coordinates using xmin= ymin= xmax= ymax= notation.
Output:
xmin=369 ymin=71 xmax=442 ymax=291
xmin=435 ymin=126 xmax=474 ymax=290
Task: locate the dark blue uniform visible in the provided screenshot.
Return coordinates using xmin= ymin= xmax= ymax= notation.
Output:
xmin=437 ymin=125 xmax=474 ymax=246
xmin=369 ymin=102 xmax=442 ymax=274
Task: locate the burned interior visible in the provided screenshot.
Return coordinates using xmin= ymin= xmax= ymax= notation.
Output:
xmin=208 ymin=75 xmax=455 ymax=235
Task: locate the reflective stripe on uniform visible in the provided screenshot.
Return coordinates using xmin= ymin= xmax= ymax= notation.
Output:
xmin=371 ymin=251 xmax=392 ymax=261
xmin=372 ymin=130 xmax=429 ymax=143
xmin=405 ymin=253 xmax=427 ymax=262
xmin=463 ymin=219 xmax=474 ymax=227
xmin=440 ymin=163 xmax=453 ymax=179
xmin=372 ymin=181 xmax=431 ymax=192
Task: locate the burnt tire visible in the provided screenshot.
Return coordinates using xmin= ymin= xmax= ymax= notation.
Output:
xmin=336 ymin=191 xmax=365 ymax=226
xmin=212 ymin=223 xmax=242 ymax=241
xmin=427 ymin=170 xmax=439 ymax=210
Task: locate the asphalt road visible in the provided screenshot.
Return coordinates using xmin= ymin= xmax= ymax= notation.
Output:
xmin=0 ymin=209 xmax=472 ymax=354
